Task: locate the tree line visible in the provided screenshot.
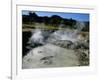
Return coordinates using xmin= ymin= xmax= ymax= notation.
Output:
xmin=22 ymin=12 xmax=89 ymax=31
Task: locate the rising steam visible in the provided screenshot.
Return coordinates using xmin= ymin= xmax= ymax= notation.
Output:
xmin=28 ymin=21 xmax=85 ymax=46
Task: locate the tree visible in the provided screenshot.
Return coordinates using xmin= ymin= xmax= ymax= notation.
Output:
xmin=29 ymin=12 xmax=38 ymax=24
xmin=22 ymin=15 xmax=30 ymax=24
xmin=81 ymin=22 xmax=89 ymax=31
xmin=63 ymin=18 xmax=76 ymax=29
xmin=50 ymin=15 xmax=62 ymax=27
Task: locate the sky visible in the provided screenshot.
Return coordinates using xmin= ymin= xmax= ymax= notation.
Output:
xmin=22 ymin=10 xmax=89 ymax=21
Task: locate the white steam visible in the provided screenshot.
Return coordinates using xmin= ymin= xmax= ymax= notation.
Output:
xmin=50 ymin=29 xmax=79 ymax=42
xmin=75 ymin=21 xmax=85 ymax=31
xmin=28 ymin=21 xmax=85 ymax=45
xmin=29 ymin=29 xmax=44 ymax=44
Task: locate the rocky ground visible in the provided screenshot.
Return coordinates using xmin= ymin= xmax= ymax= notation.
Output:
xmin=22 ymin=44 xmax=81 ymax=69
xmin=22 ymin=28 xmax=89 ymax=69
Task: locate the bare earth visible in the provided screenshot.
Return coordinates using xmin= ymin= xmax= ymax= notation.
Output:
xmin=22 ymin=43 xmax=80 ymax=69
